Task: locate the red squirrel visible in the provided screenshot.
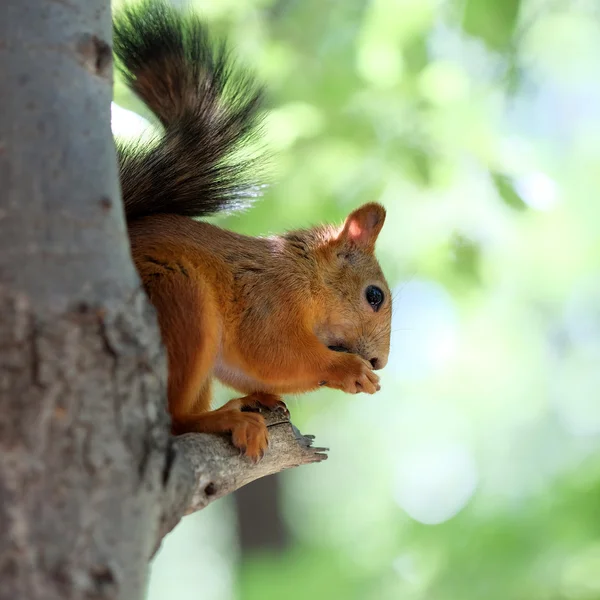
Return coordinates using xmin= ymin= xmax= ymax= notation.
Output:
xmin=113 ymin=0 xmax=392 ymax=460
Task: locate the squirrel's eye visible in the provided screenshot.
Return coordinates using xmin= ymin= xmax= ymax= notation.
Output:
xmin=365 ymin=285 xmax=384 ymax=311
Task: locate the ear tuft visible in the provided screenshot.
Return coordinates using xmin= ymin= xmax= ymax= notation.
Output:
xmin=338 ymin=203 xmax=386 ymax=251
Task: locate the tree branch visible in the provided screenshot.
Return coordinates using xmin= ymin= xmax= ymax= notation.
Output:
xmin=156 ymin=409 xmax=328 ymax=551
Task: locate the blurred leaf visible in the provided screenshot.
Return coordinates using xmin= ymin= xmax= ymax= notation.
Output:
xmin=404 ymin=35 xmax=429 ymax=75
xmin=405 ymin=145 xmax=433 ymax=186
xmin=492 ymin=172 xmax=527 ymax=211
xmin=450 ymin=234 xmax=482 ymax=285
xmin=461 ymin=0 xmax=521 ymax=52
xmin=504 ymin=55 xmax=523 ymax=94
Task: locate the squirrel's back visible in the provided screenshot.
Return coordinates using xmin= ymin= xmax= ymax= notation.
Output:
xmin=113 ymin=0 xmax=265 ymax=222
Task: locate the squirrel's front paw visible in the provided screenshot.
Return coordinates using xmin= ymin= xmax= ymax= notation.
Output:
xmin=323 ymin=354 xmax=380 ymax=394
xmin=240 ymin=392 xmax=290 ymax=418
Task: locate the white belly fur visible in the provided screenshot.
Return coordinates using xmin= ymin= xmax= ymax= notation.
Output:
xmin=213 ymin=357 xmax=270 ymax=393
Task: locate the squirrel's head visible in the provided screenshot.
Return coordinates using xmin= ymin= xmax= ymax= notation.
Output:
xmin=285 ymin=203 xmax=391 ymax=371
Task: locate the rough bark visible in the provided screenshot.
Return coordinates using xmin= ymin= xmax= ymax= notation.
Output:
xmin=0 ymin=1 xmax=326 ymax=599
xmin=158 ymin=411 xmax=327 ymax=551
xmin=1 ymin=2 xmax=169 ymax=597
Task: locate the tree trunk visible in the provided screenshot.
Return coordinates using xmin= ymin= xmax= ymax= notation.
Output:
xmin=0 ymin=2 xmax=327 ymax=599
xmin=0 ymin=1 xmax=169 ymax=598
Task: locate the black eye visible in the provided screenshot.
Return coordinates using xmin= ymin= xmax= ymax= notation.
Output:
xmin=365 ymin=285 xmax=384 ymax=311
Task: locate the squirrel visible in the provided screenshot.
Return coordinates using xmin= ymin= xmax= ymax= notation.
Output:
xmin=113 ymin=0 xmax=391 ymax=461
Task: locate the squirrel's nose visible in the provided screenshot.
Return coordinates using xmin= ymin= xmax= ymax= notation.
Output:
xmin=369 ymin=355 xmax=388 ymax=370
xmin=370 ymin=357 xmax=382 ymax=370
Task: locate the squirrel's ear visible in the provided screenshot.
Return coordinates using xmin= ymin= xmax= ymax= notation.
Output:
xmin=338 ymin=203 xmax=386 ymax=252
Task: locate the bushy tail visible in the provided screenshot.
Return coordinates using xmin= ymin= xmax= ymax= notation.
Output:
xmin=113 ymin=0 xmax=265 ymax=221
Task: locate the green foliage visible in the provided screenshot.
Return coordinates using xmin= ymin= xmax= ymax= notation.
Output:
xmin=112 ymin=0 xmax=600 ymax=598
xmin=462 ymin=0 xmax=521 ymax=52
xmin=492 ymin=172 xmax=528 ymax=212
xmin=239 ymin=548 xmax=367 ymax=600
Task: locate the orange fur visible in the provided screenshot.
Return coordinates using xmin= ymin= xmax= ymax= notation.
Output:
xmin=128 ymin=204 xmax=391 ymax=460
